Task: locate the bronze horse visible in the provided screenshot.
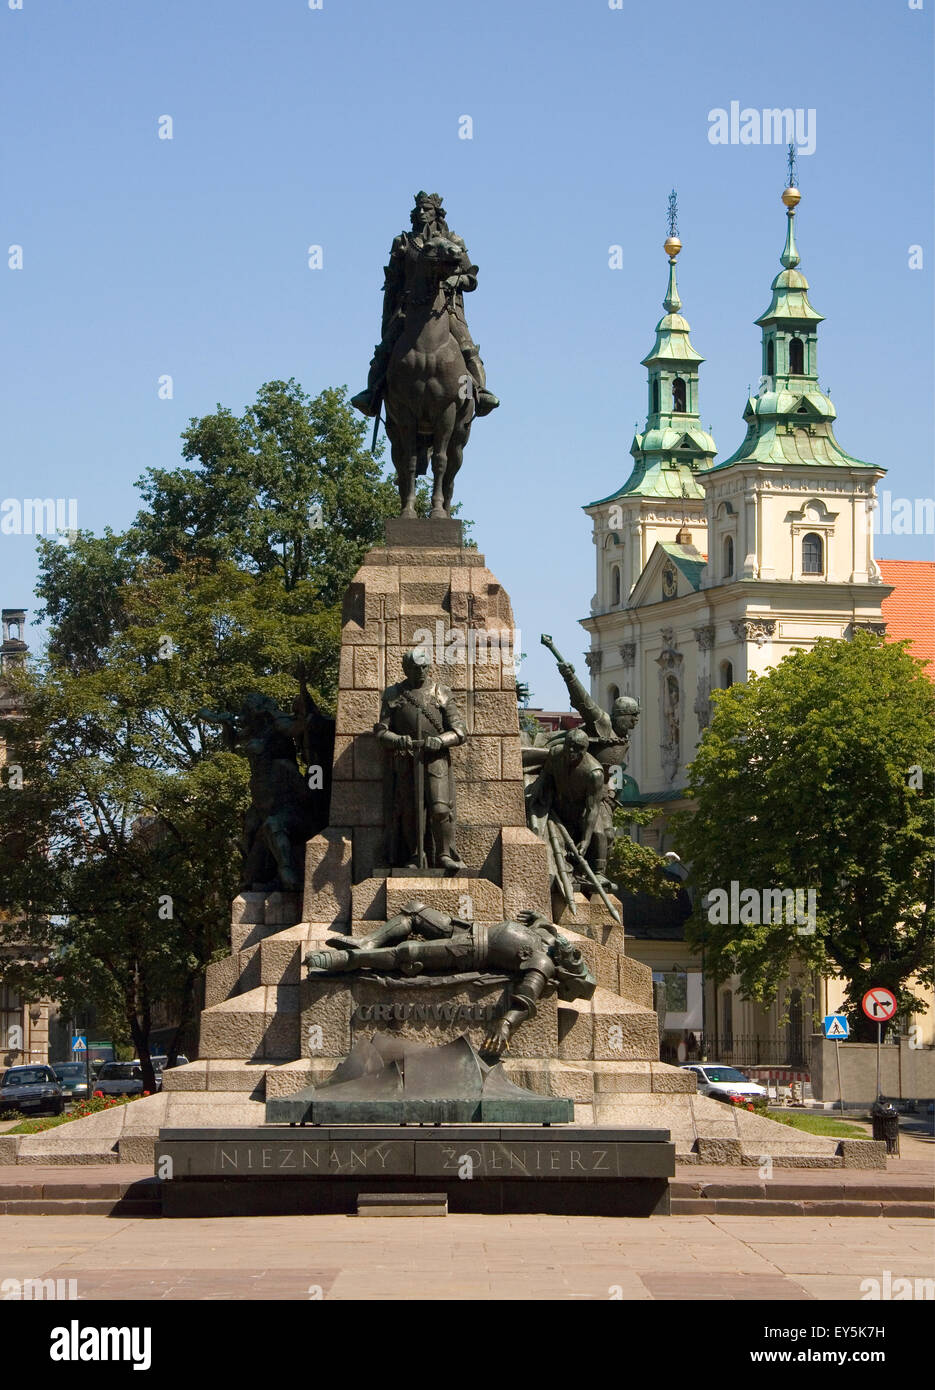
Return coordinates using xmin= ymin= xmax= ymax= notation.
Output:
xmin=383 ymin=237 xmax=476 ymax=519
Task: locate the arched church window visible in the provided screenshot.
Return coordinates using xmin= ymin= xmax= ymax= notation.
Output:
xmin=672 ymin=377 xmax=686 ymax=412
xmin=766 ymin=339 xmax=775 ymax=378
xmin=652 ymin=378 xmax=660 ymax=414
xmin=802 ymin=532 xmax=823 ymax=575
xmin=611 ymin=565 xmax=621 ymax=606
xmin=789 ymin=337 xmax=804 ymax=374
xmin=723 ymin=536 xmax=734 ymax=579
xmin=720 ymin=661 xmax=733 ymax=689
xmin=608 ymin=684 xmax=620 ymax=705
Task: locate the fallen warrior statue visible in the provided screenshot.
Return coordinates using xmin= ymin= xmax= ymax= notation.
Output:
xmin=305 ymin=901 xmax=596 ymax=1056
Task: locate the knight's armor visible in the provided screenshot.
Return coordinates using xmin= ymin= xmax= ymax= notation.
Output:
xmin=352 ymin=195 xmax=499 ymax=418
xmin=375 ymin=674 xmax=467 ymax=870
xmin=306 ymin=902 xmax=596 ymax=1032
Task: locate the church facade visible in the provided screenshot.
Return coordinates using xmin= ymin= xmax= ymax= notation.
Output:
xmin=579 ymin=182 xmax=930 ymax=1066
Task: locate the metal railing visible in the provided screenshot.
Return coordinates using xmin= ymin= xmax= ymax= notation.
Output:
xmin=659 ymin=1033 xmax=808 ymax=1068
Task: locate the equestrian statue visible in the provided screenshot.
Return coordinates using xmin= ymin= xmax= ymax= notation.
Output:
xmin=352 ymin=191 xmax=498 ymax=519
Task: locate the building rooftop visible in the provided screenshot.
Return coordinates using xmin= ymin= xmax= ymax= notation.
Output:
xmin=877 ymin=559 xmax=935 ymax=675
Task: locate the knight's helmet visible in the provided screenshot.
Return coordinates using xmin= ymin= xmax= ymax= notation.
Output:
xmin=550 ymin=936 xmax=597 ymax=1003
xmin=612 ymin=694 xmax=640 ymax=719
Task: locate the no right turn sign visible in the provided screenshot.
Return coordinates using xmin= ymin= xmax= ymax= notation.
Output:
xmin=861 ymin=987 xmax=897 ymax=1023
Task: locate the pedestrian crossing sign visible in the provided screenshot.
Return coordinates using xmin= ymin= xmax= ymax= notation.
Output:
xmin=823 ymin=1014 xmax=849 ymax=1039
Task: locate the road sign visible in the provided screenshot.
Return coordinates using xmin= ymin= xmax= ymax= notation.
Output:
xmin=861 ymin=987 xmax=897 ymax=1023
xmin=823 ymin=1014 xmax=849 ymax=1039
xmin=71 ymin=1035 xmax=87 ymax=1052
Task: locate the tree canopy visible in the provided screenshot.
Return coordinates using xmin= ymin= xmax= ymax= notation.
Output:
xmin=673 ymin=632 xmax=934 ymax=1039
xmin=0 ymin=382 xmax=400 ymax=1085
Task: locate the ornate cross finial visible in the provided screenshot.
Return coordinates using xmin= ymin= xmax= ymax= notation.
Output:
xmin=786 ymin=142 xmax=798 ymax=189
xmin=667 ymin=189 xmax=679 ymax=239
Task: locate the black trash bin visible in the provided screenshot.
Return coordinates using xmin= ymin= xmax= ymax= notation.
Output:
xmin=871 ymin=1099 xmax=900 ymax=1155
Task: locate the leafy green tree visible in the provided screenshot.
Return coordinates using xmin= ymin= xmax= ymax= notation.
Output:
xmin=0 ymin=382 xmax=404 ymax=1084
xmin=607 ymin=803 xmax=682 ymax=902
xmin=673 ymin=633 xmax=934 ymax=1039
xmin=133 ymin=380 xmax=400 ymax=603
xmin=0 ymin=560 xmax=321 ymax=1089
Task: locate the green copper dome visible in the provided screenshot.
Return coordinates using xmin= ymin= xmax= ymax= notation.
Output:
xmin=703 ymin=188 xmax=876 ymax=476
xmin=589 ymin=222 xmax=715 ymax=507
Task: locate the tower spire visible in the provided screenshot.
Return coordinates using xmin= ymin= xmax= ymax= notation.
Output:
xmin=703 ymin=166 xmax=876 ymax=483
xmin=588 ymin=190 xmax=715 ymax=507
xmin=663 ymin=189 xmax=682 ymax=312
xmin=780 ymin=144 xmax=801 ymax=270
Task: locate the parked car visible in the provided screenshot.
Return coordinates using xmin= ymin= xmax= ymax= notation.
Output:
xmin=94 ymin=1061 xmax=145 ymax=1097
xmin=51 ymin=1062 xmax=91 ymax=1101
xmin=0 ymin=1065 xmax=65 ymax=1116
xmin=680 ymin=1063 xmax=768 ymax=1103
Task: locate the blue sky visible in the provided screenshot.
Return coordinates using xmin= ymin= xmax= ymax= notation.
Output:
xmin=1 ymin=0 xmax=932 ymax=707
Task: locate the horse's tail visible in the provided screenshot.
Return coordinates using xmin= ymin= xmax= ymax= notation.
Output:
xmin=416 ymin=438 xmax=431 ymax=478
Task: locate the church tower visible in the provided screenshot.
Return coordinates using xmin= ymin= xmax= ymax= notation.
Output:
xmin=700 ymin=169 xmax=884 ymax=597
xmin=584 ymin=195 xmax=716 ymax=627
xmin=581 ymin=165 xmax=891 ymax=801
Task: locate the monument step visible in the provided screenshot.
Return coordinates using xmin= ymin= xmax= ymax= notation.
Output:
xmin=198 ymin=985 xmax=300 ymax=1061
xmin=350 ymin=876 xmax=505 ymax=923
xmin=230 ymin=891 xmax=302 ymax=928
xmin=357 ymin=1191 xmax=448 ymax=1217
xmin=0 ymin=1196 xmax=161 ymax=1217
xmin=671 ymin=1197 xmax=932 ymax=1216
xmin=207 ymin=936 xmax=305 ymax=1004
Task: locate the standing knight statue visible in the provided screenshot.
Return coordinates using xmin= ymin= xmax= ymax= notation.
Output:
xmin=375 ymin=648 xmax=467 ymax=872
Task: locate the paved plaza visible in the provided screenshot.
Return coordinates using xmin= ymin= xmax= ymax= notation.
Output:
xmin=0 ymin=1209 xmax=930 ymax=1301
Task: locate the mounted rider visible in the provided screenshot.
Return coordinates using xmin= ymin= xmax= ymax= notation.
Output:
xmin=351 ymin=191 xmax=500 ymax=419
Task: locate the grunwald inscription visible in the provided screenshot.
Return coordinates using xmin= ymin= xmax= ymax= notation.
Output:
xmin=353 ymin=1003 xmax=497 ymax=1023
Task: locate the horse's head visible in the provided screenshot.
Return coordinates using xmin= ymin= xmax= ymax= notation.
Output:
xmin=418 ymin=236 xmax=464 ymax=275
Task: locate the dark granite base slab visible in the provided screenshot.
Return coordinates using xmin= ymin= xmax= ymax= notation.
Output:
xmin=265 ymin=1033 xmax=575 ymax=1126
xmin=161 ymin=1177 xmax=670 ymax=1218
xmin=266 ymin=1090 xmax=574 ymax=1125
xmin=387 ymin=867 xmax=484 ymax=878
xmin=155 ymin=1126 xmax=675 ymax=1217
xmin=384 ymin=517 xmax=463 ymax=548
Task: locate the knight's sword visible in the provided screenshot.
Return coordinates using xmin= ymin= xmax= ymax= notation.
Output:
xmin=553 ymin=815 xmax=621 ymax=925
xmin=414 ymin=702 xmax=427 ymax=870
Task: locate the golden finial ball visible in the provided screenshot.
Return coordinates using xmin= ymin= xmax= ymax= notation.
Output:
xmin=664 ymin=235 xmax=682 ymax=259
xmin=781 ymin=186 xmax=801 ymax=209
